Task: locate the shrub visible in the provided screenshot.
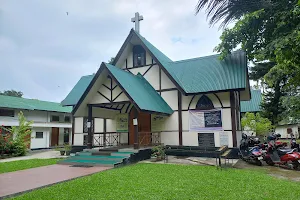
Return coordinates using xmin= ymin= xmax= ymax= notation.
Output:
xmin=0 ymin=111 xmax=33 ymax=157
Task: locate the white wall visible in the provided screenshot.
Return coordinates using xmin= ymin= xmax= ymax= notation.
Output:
xmin=275 ymin=125 xmax=299 ymax=138
xmin=30 ymin=127 xmax=50 ymax=149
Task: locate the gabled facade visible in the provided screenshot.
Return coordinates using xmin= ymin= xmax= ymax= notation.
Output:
xmin=62 ymin=29 xmax=251 ymax=149
xmin=0 ymin=95 xmax=73 ymax=149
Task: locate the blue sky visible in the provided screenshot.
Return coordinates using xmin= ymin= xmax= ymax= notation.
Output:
xmin=0 ymin=0 xmax=224 ymax=102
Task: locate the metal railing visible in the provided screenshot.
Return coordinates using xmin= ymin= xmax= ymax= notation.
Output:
xmin=138 ymin=132 xmax=161 ymax=147
xmin=93 ymin=132 xmax=122 ymax=147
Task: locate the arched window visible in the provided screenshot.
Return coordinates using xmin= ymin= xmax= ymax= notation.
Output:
xmin=196 ymin=95 xmax=214 ymax=110
xmin=133 ymin=45 xmax=146 ymax=67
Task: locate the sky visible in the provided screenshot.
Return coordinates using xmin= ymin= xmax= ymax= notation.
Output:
xmin=0 ymin=0 xmax=226 ymax=103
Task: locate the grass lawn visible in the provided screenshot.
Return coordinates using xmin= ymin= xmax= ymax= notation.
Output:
xmin=0 ymin=159 xmax=60 ymax=174
xmin=12 ymin=163 xmax=300 ymax=200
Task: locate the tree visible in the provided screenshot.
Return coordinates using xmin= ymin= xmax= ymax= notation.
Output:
xmin=0 ymin=90 xmax=23 ymax=97
xmin=108 ymin=57 xmax=115 ymax=64
xmin=241 ymin=112 xmax=273 ymax=136
xmin=280 ymin=95 xmax=300 ymax=124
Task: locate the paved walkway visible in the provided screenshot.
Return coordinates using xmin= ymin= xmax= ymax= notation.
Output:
xmin=0 ymin=164 xmax=111 ymax=198
xmin=0 ymin=150 xmax=67 ymax=163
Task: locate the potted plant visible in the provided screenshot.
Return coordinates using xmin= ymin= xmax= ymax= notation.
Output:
xmin=64 ymin=143 xmax=71 ymax=156
xmin=151 ymin=145 xmax=165 ymax=161
xmin=54 ymin=145 xmax=65 ymax=156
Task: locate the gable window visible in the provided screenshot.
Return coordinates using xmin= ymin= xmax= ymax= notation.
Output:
xmin=196 ymin=95 xmax=214 ymax=110
xmin=64 ymin=116 xmax=71 ymax=123
xmin=51 ymin=115 xmax=60 ymax=122
xmin=133 ymin=45 xmax=146 ymax=67
xmin=0 ymin=109 xmax=14 ymax=117
xmin=35 ymin=132 xmax=43 ymax=139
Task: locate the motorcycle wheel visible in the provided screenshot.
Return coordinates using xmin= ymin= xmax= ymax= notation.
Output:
xmin=292 ymin=161 xmax=299 ymax=170
xmin=265 ymin=158 xmax=275 ymax=166
xmin=255 ymin=159 xmax=262 ymax=166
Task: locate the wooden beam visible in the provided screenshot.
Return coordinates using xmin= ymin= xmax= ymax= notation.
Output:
xmin=230 ymin=91 xmax=237 ymax=147
xmin=178 ymin=91 xmax=183 ymax=145
xmin=97 ymin=91 xmax=111 ymax=103
xmin=87 ymin=105 xmax=93 ymax=149
xmin=112 ymin=92 xmax=123 ymax=102
xmin=102 ymin=84 xmax=111 ymax=91
xmin=133 ymin=108 xmax=139 ymax=149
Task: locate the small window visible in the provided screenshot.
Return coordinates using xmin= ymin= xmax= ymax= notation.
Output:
xmin=133 ymin=45 xmax=146 ymax=67
xmin=196 ymin=95 xmax=214 ymax=110
xmin=64 ymin=116 xmax=71 ymax=122
xmin=36 ymin=132 xmax=43 ymax=139
xmin=0 ymin=109 xmax=14 ymax=117
xmin=51 ymin=115 xmax=60 ymax=122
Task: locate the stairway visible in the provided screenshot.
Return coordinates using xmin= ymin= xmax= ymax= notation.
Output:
xmin=58 ymin=148 xmax=139 ymax=167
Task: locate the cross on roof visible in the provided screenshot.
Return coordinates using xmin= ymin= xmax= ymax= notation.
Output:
xmin=131 ymin=12 xmax=143 ymax=33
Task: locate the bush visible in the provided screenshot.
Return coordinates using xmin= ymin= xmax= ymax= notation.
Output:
xmin=0 ymin=111 xmax=32 ymax=157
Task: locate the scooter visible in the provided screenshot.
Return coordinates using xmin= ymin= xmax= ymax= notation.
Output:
xmin=239 ymin=133 xmax=264 ymax=166
xmin=290 ymin=135 xmax=299 ymax=152
xmin=263 ymin=133 xmax=300 ymax=170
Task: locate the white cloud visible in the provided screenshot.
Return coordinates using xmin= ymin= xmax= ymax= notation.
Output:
xmin=0 ymin=0 xmax=224 ymax=102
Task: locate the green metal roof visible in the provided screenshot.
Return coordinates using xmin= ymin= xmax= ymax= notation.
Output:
xmin=165 ymin=51 xmax=247 ymax=94
xmin=135 ymin=31 xmax=173 ymax=65
xmin=135 ymin=30 xmax=247 ymax=94
xmin=105 ymin=63 xmax=174 ymax=115
xmin=240 ymin=90 xmax=262 ymax=113
xmin=0 ymin=95 xmax=72 ymax=113
xmin=61 ymin=74 xmax=94 ymax=106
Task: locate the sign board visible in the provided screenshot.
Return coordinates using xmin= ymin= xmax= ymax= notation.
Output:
xmin=189 ymin=109 xmax=222 ymax=131
xmin=151 ymin=114 xmax=165 ymax=132
xmin=116 ymin=114 xmax=128 ymax=132
xmin=219 ymin=132 xmax=229 ymax=146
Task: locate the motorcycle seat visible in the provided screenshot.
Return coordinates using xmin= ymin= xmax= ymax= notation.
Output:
xmin=277 ymin=148 xmax=294 ymax=155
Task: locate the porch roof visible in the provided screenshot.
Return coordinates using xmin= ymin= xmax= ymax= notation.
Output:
xmin=105 ymin=63 xmax=174 ymax=115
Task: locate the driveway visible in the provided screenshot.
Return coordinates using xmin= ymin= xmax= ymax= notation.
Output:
xmin=0 ymin=164 xmax=111 ymax=198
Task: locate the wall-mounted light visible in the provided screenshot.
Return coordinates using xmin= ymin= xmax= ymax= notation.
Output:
xmin=133 ymin=118 xmax=138 ymax=126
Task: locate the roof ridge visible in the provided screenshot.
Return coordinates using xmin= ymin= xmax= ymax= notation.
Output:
xmin=0 ymin=94 xmax=64 ymax=105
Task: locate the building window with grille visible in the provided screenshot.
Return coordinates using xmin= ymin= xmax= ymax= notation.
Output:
xmin=51 ymin=115 xmax=60 ymax=122
xmin=64 ymin=116 xmax=71 ymax=123
xmin=35 ymin=132 xmax=43 ymax=139
xmin=133 ymin=45 xmax=146 ymax=67
xmin=0 ymin=109 xmax=14 ymax=117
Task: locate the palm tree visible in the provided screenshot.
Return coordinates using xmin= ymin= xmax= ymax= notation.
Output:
xmin=195 ymin=0 xmax=276 ymax=28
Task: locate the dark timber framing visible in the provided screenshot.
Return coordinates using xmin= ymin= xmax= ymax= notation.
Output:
xmin=133 ymin=108 xmax=139 ymax=149
xmin=87 ymin=105 xmax=93 ymax=149
xmin=178 ymin=91 xmax=183 ymax=145
xmin=230 ymin=91 xmax=237 ymax=147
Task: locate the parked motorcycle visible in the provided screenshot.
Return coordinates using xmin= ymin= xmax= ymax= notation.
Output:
xmin=264 ymin=133 xmax=300 ymax=170
xmin=239 ymin=133 xmax=264 ymax=166
xmin=290 ymin=135 xmax=299 ymax=152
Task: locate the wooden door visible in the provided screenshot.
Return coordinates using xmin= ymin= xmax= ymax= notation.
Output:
xmin=51 ymin=127 xmax=59 ymax=146
xmin=129 ymin=107 xmax=151 ymax=146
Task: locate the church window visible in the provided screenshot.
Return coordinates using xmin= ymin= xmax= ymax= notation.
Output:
xmin=196 ymin=95 xmax=214 ymax=110
xmin=133 ymin=45 xmax=146 ymax=67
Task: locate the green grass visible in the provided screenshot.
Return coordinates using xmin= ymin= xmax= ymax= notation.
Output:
xmin=12 ymin=164 xmax=300 ymax=200
xmin=0 ymin=159 xmax=60 ymax=174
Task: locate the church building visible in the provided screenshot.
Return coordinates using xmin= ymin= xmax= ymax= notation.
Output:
xmin=61 ymin=13 xmax=251 ymax=150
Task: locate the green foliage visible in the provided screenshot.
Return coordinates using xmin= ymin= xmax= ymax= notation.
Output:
xmin=151 ymin=145 xmax=164 ymax=158
xmin=0 ymin=111 xmax=33 ymax=157
xmin=108 ymin=57 xmax=115 ymax=64
xmin=0 ymin=90 xmax=23 ymax=97
xmin=242 ymin=112 xmax=273 ymax=136
xmin=0 ymin=159 xmax=60 ymax=174
xmin=280 ymin=95 xmax=300 ymax=123
xmin=11 ymin=164 xmax=300 ymax=199
xmin=64 ymin=143 xmax=71 ymax=151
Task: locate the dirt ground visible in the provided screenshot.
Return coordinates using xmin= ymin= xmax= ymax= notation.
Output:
xmin=141 ymin=156 xmax=300 ymax=182
xmin=234 ymin=160 xmax=300 ymax=182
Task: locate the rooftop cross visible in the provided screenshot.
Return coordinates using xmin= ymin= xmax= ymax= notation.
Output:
xmin=131 ymin=12 xmax=143 ymax=33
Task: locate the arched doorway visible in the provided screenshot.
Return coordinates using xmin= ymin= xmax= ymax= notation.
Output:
xmin=129 ymin=107 xmax=151 ymax=146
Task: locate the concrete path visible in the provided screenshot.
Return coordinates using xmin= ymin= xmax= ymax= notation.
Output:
xmin=0 ymin=150 xmax=67 ymax=163
xmin=0 ymin=164 xmax=111 ymax=198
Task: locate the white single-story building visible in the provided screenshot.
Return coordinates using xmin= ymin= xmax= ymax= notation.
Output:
xmin=62 ymin=23 xmax=252 ymax=149
xmin=0 ymin=95 xmax=73 ymax=149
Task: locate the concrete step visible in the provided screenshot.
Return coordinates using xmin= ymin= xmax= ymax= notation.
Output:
xmin=111 ymin=152 xmax=133 ymax=157
xmin=67 ymin=155 xmax=127 ymax=161
xmin=76 ymin=152 xmax=92 ymax=156
xmin=118 ymin=148 xmax=139 ymax=153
